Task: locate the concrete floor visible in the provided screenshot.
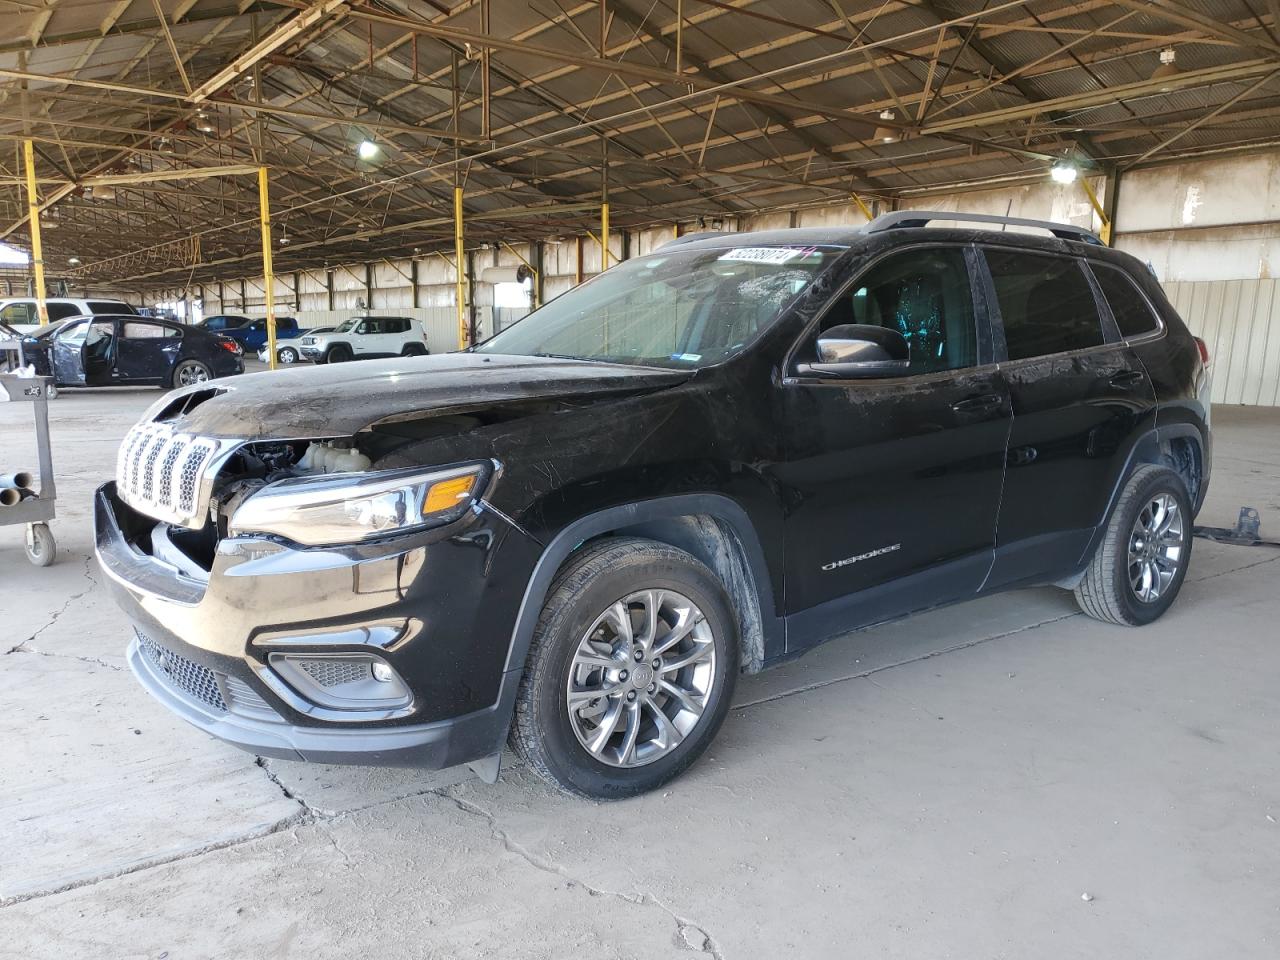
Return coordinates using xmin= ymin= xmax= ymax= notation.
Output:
xmin=2 ymin=372 xmax=1278 ymax=959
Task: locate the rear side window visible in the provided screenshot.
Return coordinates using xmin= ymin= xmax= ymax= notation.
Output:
xmin=123 ymin=321 xmax=179 ymax=339
xmin=387 ymin=318 xmax=409 ymax=334
xmin=88 ymin=301 xmax=134 ymax=314
xmin=1093 ymin=264 xmax=1160 ymax=338
xmin=984 ymin=250 xmax=1105 ymax=361
xmin=47 ymin=303 xmax=81 ymax=321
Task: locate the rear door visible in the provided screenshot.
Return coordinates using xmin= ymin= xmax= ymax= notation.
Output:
xmin=777 ymin=244 xmax=1011 ymax=644
xmin=978 ymin=246 xmax=1157 ymax=588
xmin=116 ymin=320 xmax=182 ymax=382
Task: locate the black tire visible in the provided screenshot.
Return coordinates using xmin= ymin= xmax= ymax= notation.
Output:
xmin=277 ymin=346 xmax=299 ymax=364
xmin=1075 ymin=465 xmax=1193 ymax=626
xmin=510 ymin=537 xmax=739 ymax=800
xmin=400 ymin=343 xmax=427 ymax=356
xmin=326 ymin=344 xmax=353 ymax=363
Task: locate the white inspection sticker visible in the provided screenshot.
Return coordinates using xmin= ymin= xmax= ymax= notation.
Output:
xmin=718 ymin=246 xmax=813 ymax=264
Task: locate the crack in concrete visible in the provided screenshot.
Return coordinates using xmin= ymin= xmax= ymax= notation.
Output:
xmin=0 ymin=810 xmax=308 ymax=909
xmin=254 ymin=757 xmax=324 ymax=821
xmin=6 ymin=554 xmax=99 ymax=656
xmin=734 ymin=611 xmax=1083 ymax=710
xmin=440 ymin=793 xmax=725 ymax=958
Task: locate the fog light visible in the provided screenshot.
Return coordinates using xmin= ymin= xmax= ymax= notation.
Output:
xmin=267 ymin=652 xmax=411 ymax=713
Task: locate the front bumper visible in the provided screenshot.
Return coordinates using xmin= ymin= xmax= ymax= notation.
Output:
xmin=95 ymin=482 xmax=535 ymax=768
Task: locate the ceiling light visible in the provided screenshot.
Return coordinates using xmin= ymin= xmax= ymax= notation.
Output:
xmin=94 ymin=185 xmax=117 ymax=202
xmin=1050 ymin=161 xmax=1079 ymax=184
xmin=1152 ymin=48 xmax=1179 ymax=90
xmin=279 ymin=235 xmax=290 ymax=246
xmin=357 ymin=139 xmax=379 ymax=160
xmin=873 ymin=109 xmax=898 ymax=144
xmin=196 ymin=121 xmax=215 ymax=134
xmin=67 ymin=256 xmax=81 ymax=266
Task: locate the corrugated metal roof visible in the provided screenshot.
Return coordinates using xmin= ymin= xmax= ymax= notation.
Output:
xmin=2 ymin=0 xmax=1280 ymax=284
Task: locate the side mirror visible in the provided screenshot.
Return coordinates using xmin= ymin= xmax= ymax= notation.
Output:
xmin=798 ymin=323 xmax=910 ymax=379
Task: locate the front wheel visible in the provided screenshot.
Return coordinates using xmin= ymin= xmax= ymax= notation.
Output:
xmin=1075 ymin=465 xmax=1192 ymax=625
xmin=277 ymin=346 xmax=299 ymax=364
xmin=326 ymin=344 xmax=353 ymax=363
xmin=172 ymin=359 xmax=211 ymax=388
xmin=510 ymin=537 xmax=739 ymax=800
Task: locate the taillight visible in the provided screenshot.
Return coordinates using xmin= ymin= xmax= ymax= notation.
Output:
xmin=217 ymin=337 xmax=242 ymax=355
xmin=1193 ymin=336 xmax=1210 ymax=367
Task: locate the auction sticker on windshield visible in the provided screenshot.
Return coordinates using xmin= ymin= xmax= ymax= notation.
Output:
xmin=718 ymin=246 xmax=816 ymax=264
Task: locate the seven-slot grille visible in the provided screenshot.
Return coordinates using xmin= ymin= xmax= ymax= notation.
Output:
xmin=116 ymin=423 xmax=232 ymax=527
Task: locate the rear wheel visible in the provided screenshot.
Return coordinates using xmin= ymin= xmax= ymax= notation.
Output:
xmin=1075 ymin=465 xmax=1192 ymax=625
xmin=400 ymin=343 xmax=427 ymax=357
xmin=511 ymin=538 xmax=738 ymax=800
xmin=172 ymin=359 xmax=211 ymax=388
xmin=326 ymin=344 xmax=353 ymax=363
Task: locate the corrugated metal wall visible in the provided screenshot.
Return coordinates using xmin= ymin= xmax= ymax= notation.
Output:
xmin=1164 ymin=280 xmax=1280 ymax=406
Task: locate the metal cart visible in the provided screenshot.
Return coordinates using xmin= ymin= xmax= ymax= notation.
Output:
xmin=0 ymin=372 xmax=57 ymax=566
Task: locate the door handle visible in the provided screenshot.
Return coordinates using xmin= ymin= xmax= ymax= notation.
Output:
xmin=951 ymin=393 xmax=1004 ymax=413
xmin=1108 ymin=370 xmax=1145 ymax=389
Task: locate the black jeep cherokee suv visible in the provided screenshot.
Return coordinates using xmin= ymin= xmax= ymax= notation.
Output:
xmin=96 ymin=211 xmax=1211 ymax=799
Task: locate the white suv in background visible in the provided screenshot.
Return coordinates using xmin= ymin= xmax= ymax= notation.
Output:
xmin=0 ymin=297 xmax=137 ymax=331
xmin=298 ymin=316 xmax=429 ymax=364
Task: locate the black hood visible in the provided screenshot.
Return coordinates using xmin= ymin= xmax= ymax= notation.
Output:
xmin=142 ymin=352 xmax=694 ymax=439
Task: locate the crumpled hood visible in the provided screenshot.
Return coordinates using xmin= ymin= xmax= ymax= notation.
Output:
xmin=141 ymin=352 xmax=694 ymax=439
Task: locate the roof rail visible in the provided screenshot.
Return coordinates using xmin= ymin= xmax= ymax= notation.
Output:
xmin=660 ymin=230 xmax=735 ymax=249
xmin=865 ymin=210 xmax=1103 ymax=246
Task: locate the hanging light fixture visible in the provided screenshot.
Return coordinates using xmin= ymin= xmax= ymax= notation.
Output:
xmin=357 ymin=139 xmax=379 ymax=160
xmin=1050 ymin=160 xmax=1079 ymax=184
xmin=872 ymin=109 xmax=899 ymax=144
xmin=67 ymin=256 xmax=81 ymax=267
xmin=1152 ymin=48 xmax=1179 ymax=90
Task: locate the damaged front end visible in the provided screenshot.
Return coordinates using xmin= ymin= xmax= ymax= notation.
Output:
xmin=96 ymin=415 xmax=538 ymax=773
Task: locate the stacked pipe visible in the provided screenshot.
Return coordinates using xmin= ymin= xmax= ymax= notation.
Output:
xmin=1 ymin=471 xmax=35 ymax=506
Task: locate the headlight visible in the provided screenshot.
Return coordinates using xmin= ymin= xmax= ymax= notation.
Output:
xmin=229 ymin=463 xmax=488 ymax=546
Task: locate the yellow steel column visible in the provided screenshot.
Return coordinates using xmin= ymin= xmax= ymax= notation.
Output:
xmin=601 ymin=201 xmax=610 ymax=270
xmin=454 ymin=185 xmax=467 ymax=349
xmin=851 ymin=193 xmax=875 ymax=222
xmin=22 ymin=140 xmax=48 ymax=326
xmin=1080 ymin=176 xmax=1113 ymax=246
xmin=258 ymin=166 xmax=278 ymax=370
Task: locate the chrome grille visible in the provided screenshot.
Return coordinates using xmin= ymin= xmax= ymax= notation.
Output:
xmin=116 ymin=422 xmax=234 ymax=527
xmin=136 ymin=630 xmax=226 ymax=712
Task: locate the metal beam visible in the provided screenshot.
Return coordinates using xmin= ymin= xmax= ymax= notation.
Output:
xmin=188 ymin=0 xmax=350 ymax=103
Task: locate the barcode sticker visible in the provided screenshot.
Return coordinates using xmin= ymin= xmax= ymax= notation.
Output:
xmin=718 ymin=247 xmax=812 ymax=264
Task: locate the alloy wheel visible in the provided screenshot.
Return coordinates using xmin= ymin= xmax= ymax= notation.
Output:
xmin=566 ymin=589 xmax=717 ymax=768
xmin=1127 ymin=493 xmax=1184 ymax=603
xmin=176 ymin=361 xmax=210 ymax=387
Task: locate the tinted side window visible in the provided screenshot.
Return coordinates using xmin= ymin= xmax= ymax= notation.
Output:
xmin=391 ymin=318 xmax=410 ymax=333
xmin=88 ymin=301 xmax=133 ymax=314
xmin=984 ymin=250 xmax=1104 ymax=361
xmin=811 ymin=247 xmax=977 ymax=373
xmin=47 ymin=303 xmax=81 ymax=321
xmin=1093 ymin=264 xmax=1159 ymax=338
xmin=361 ymin=319 xmax=383 ymax=334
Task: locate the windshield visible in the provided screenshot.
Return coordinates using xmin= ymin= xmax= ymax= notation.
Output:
xmin=476 ymin=244 xmax=845 ymax=368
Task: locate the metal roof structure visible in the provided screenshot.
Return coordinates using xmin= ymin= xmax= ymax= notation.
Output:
xmin=3 ymin=0 xmax=1280 ymax=287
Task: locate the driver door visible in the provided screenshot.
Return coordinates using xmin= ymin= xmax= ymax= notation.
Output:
xmin=51 ymin=319 xmax=116 ymax=385
xmin=775 ymin=245 xmax=1012 ymax=647
xmin=353 ymin=317 xmax=382 ymax=355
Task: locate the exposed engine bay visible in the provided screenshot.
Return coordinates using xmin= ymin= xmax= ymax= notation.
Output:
xmin=152 ymin=437 xmax=376 ymax=576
